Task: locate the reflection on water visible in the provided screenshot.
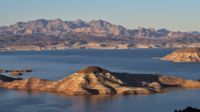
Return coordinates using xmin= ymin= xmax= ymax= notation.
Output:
xmin=0 ymin=49 xmax=200 ymax=112
xmin=1 ymin=88 xmax=200 ymax=112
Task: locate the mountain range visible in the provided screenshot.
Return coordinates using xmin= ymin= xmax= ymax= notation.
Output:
xmin=0 ymin=19 xmax=200 ymax=50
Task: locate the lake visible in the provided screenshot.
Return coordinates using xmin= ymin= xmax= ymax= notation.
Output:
xmin=0 ymin=49 xmax=200 ymax=112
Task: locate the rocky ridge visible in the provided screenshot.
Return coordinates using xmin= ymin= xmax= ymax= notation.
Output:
xmin=0 ymin=66 xmax=200 ymax=95
xmin=0 ymin=19 xmax=200 ymax=50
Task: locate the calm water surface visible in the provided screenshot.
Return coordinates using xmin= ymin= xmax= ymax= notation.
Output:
xmin=0 ymin=49 xmax=200 ymax=112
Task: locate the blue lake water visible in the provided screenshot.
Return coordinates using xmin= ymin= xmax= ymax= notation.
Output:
xmin=0 ymin=49 xmax=200 ymax=112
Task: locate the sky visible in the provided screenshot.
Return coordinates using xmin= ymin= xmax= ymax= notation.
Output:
xmin=0 ymin=0 xmax=200 ymax=31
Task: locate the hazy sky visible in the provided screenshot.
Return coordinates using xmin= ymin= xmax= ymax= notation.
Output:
xmin=0 ymin=0 xmax=200 ymax=31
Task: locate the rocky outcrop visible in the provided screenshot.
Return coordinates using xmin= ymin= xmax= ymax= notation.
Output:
xmin=161 ymin=48 xmax=200 ymax=62
xmin=1 ymin=66 xmax=200 ymax=95
xmin=175 ymin=107 xmax=200 ymax=112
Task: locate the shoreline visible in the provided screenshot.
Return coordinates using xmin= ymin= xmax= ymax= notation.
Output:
xmin=0 ymin=47 xmax=177 ymax=52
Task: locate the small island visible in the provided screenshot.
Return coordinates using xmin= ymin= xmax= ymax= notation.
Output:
xmin=1 ymin=66 xmax=200 ymax=95
xmin=161 ymin=48 xmax=200 ymax=62
xmin=0 ymin=69 xmax=32 ymax=77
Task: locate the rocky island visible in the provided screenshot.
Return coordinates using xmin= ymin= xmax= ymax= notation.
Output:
xmin=161 ymin=48 xmax=200 ymax=62
xmin=1 ymin=66 xmax=200 ymax=95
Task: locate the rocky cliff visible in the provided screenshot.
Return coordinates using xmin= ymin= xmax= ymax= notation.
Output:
xmin=1 ymin=66 xmax=200 ymax=95
xmin=161 ymin=48 xmax=200 ymax=62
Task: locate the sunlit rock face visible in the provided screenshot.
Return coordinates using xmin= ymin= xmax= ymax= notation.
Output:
xmin=0 ymin=66 xmax=200 ymax=95
xmin=161 ymin=48 xmax=200 ymax=62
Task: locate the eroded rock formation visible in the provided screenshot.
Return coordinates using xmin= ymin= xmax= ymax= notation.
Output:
xmin=161 ymin=48 xmax=200 ymax=62
xmin=0 ymin=66 xmax=200 ymax=95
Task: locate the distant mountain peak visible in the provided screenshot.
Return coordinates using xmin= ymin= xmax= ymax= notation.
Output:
xmin=0 ymin=18 xmax=199 ymax=38
xmin=0 ymin=18 xmax=199 ymax=49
